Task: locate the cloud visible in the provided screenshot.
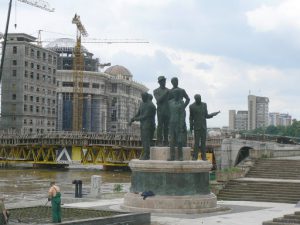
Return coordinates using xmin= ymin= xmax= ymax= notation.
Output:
xmin=246 ymin=0 xmax=300 ymax=32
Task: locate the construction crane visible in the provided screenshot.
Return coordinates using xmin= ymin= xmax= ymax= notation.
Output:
xmin=0 ymin=0 xmax=54 ymax=82
xmin=72 ymin=14 xmax=87 ymax=131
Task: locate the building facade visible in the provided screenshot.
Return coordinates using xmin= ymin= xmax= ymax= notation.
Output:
xmin=248 ymin=95 xmax=269 ymax=130
xmin=1 ymin=33 xmax=58 ymax=133
xmin=269 ymin=112 xmax=292 ymax=127
xmin=228 ymin=110 xmax=248 ymax=131
xmin=47 ymin=39 xmax=147 ymax=133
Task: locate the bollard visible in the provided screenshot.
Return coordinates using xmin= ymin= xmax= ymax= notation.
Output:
xmin=72 ymin=180 xmax=82 ymax=198
xmin=72 ymin=180 xmax=78 ymax=198
xmin=78 ymin=180 xmax=82 ymax=198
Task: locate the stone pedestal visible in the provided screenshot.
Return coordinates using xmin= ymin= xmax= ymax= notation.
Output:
xmin=122 ymin=148 xmax=220 ymax=213
xmin=150 ymin=146 xmax=191 ymax=160
xmin=90 ymin=175 xmax=101 ymax=198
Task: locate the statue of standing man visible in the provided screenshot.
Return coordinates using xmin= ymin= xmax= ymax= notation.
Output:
xmin=169 ymin=77 xmax=190 ymax=146
xmin=153 ymin=76 xmax=169 ymax=146
xmin=168 ymin=89 xmax=185 ymax=161
xmin=130 ymin=92 xmax=156 ymax=160
xmin=189 ymin=94 xmax=220 ymax=160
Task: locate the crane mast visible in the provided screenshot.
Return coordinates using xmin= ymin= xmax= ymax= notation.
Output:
xmin=72 ymin=14 xmax=88 ymax=131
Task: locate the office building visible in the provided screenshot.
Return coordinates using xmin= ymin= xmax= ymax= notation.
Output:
xmin=248 ymin=95 xmax=269 ymax=130
xmin=1 ymin=33 xmax=58 ymax=133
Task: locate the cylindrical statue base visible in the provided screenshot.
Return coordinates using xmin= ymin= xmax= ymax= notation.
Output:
xmin=122 ymin=153 xmax=221 ymax=213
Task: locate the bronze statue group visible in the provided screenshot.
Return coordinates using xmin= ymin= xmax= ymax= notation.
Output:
xmin=130 ymin=76 xmax=220 ymax=161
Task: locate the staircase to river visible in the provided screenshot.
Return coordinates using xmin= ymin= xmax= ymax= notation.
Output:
xmin=217 ymin=158 xmax=300 ymax=204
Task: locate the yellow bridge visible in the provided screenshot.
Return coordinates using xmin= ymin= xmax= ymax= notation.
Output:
xmin=0 ymin=132 xmax=142 ymax=167
xmin=0 ymin=131 xmax=223 ymax=167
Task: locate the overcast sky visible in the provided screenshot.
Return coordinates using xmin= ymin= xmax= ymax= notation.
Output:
xmin=1 ymin=0 xmax=300 ymax=128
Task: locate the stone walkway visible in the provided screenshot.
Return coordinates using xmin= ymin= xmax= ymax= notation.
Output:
xmin=65 ymin=198 xmax=300 ymax=225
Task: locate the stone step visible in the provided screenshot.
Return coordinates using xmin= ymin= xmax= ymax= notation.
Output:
xmin=284 ymin=214 xmax=300 ymax=220
xmin=225 ymin=183 xmax=300 ymax=189
xmin=217 ymin=195 xmax=297 ymax=204
xmin=218 ymin=190 xmax=300 ymax=196
xmin=263 ymin=220 xmax=300 ymax=225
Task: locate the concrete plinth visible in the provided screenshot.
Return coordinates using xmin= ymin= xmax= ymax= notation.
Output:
xmin=90 ymin=175 xmax=101 ymax=198
xmin=122 ymin=158 xmax=219 ymax=213
xmin=150 ymin=146 xmax=191 ymax=160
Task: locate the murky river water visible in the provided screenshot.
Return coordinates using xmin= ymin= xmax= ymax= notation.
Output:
xmin=0 ymin=166 xmax=131 ymax=205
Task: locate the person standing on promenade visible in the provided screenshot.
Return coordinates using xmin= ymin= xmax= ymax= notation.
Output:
xmin=0 ymin=196 xmax=9 ymax=225
xmin=48 ymin=181 xmax=61 ymax=223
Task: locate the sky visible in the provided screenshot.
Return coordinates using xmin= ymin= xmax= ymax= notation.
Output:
xmin=0 ymin=0 xmax=300 ymax=128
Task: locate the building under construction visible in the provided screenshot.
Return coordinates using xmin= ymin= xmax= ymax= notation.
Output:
xmin=1 ymin=34 xmax=148 ymax=134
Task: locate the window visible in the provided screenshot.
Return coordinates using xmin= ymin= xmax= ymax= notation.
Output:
xmin=52 ymin=108 xmax=55 ymax=115
xmin=25 ymin=47 xmax=29 ymax=56
xmin=31 ymin=63 xmax=34 ymax=69
xmin=43 ymin=52 xmax=46 ymax=61
xmin=30 ymin=49 xmax=35 ymax=58
xmin=47 ymin=99 xmax=50 ymax=105
xmin=111 ymin=110 xmax=117 ymax=121
xmin=24 ymin=95 xmax=27 ymax=101
xmin=25 ymin=61 xmax=28 ymax=67
xmin=52 ymin=77 xmax=56 ymax=84
xmin=52 ymin=99 xmax=55 ymax=104
xmin=92 ymin=83 xmax=99 ymax=89
xmin=30 ymin=105 xmax=33 ymax=112
xmin=24 ymin=104 xmax=27 ymax=111
xmin=111 ymin=97 xmax=117 ymax=107
xmin=30 ymin=96 xmax=33 ymax=102
xmin=48 ymin=67 xmax=52 ymax=74
xmin=30 ymin=72 xmax=34 ymax=79
xmin=12 ymin=94 xmax=16 ymax=100
xmin=83 ymin=82 xmax=89 ymax=88
xmin=111 ymin=83 xmax=117 ymax=93
xmin=29 ymin=119 xmax=33 ymax=125
xmin=36 ymin=73 xmax=40 ymax=80
xmin=13 ymin=46 xmax=17 ymax=54
xmin=48 ymin=54 xmax=52 ymax=63
xmin=12 ymin=70 xmax=17 ymax=77
xmin=30 ymin=86 xmax=34 ymax=92
xmin=24 ymin=119 xmax=27 ymax=125
xmin=37 ymin=64 xmax=40 ymax=70
xmin=24 ymin=70 xmax=28 ymax=78
xmin=12 ymin=60 xmax=17 ymax=66
xmin=53 ymin=69 xmax=56 ymax=75
xmin=37 ymin=51 xmax=40 ymax=59
xmin=36 ymin=97 xmax=39 ymax=103
xmin=47 ymin=107 xmax=50 ymax=114
xmin=62 ymin=82 xmax=73 ymax=87
xmin=36 ymin=88 xmax=40 ymax=92
xmin=36 ymin=106 xmax=39 ymax=113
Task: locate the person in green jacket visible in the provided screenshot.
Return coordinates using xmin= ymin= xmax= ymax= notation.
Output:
xmin=0 ymin=196 xmax=9 ymax=225
xmin=189 ymin=94 xmax=220 ymax=160
xmin=48 ymin=181 xmax=61 ymax=223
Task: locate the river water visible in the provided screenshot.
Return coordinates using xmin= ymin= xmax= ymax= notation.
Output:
xmin=0 ymin=166 xmax=131 ymax=205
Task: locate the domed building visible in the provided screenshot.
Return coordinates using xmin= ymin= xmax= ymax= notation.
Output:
xmin=47 ymin=39 xmax=148 ymax=133
xmin=46 ymin=38 xmax=99 ymax=71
